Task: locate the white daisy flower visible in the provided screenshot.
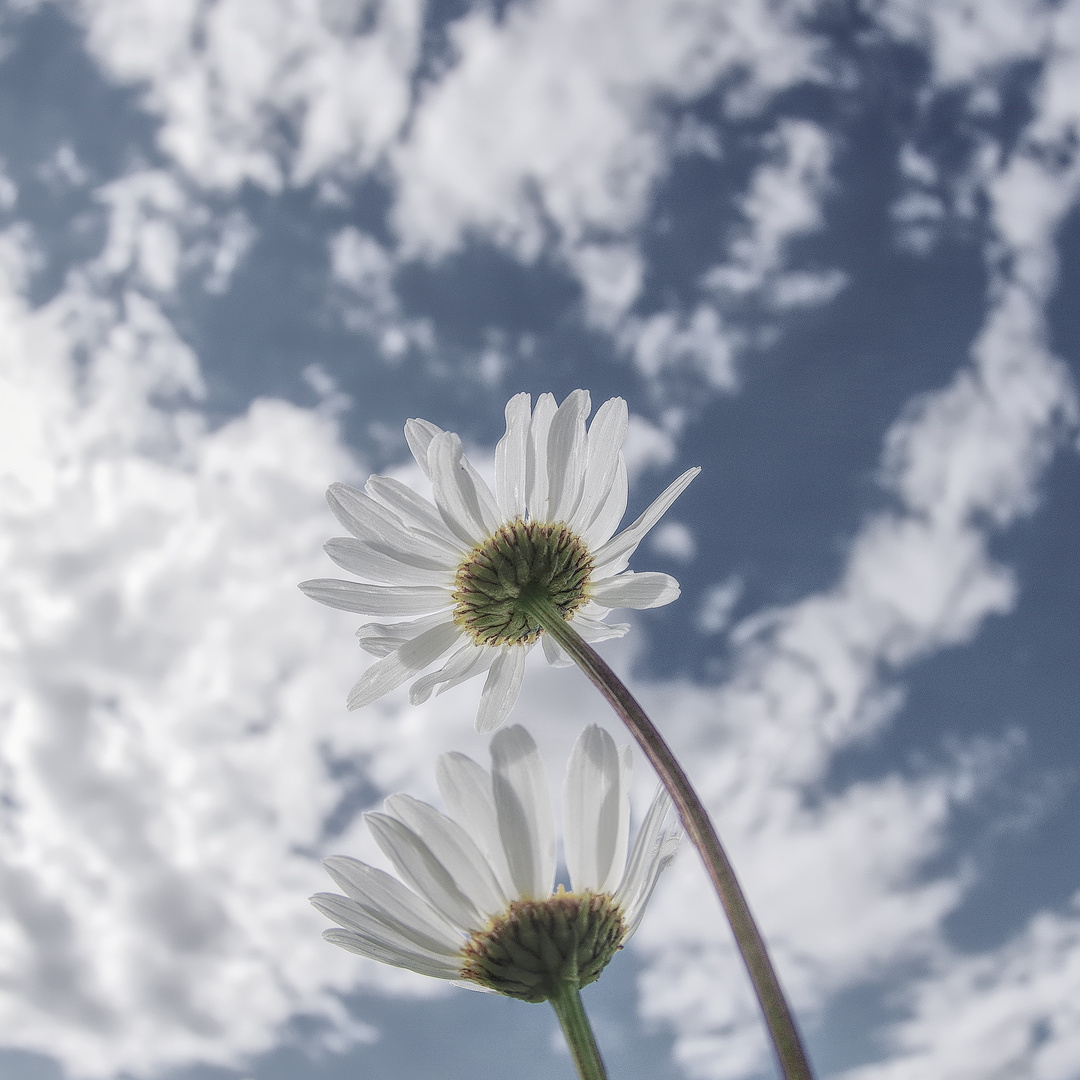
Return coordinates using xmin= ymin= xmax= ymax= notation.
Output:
xmin=300 ymin=390 xmax=699 ymax=732
xmin=312 ymin=724 xmax=681 ymax=1002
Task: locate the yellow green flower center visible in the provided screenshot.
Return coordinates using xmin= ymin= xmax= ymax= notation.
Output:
xmin=452 ymin=519 xmax=593 ymax=646
xmin=461 ymin=891 xmax=626 ymax=1002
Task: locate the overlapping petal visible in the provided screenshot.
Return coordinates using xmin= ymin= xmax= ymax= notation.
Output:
xmin=589 ymin=571 xmax=680 ymax=610
xmin=345 ymin=620 xmax=462 ymax=709
xmin=563 ymin=726 xmax=631 ymax=894
xmin=591 ymin=467 xmax=701 ymax=578
xmin=490 ymin=725 xmax=556 ymax=900
xmin=322 ymin=856 xmax=462 ymax=953
xmin=476 ymin=646 xmax=528 ymax=734
xmin=298 ymin=579 xmax=450 ymax=616
xmin=495 ymin=392 xmax=531 ymax=520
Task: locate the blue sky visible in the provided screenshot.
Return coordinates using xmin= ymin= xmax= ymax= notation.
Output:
xmin=0 ymin=1 xmax=1078 ymax=1078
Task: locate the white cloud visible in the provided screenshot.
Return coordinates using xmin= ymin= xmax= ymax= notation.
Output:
xmin=842 ymin=894 xmax=1080 ymax=1080
xmin=876 ymin=0 xmax=1050 ymax=87
xmin=328 ymin=226 xmax=397 ymax=322
xmin=90 ymin=169 xmax=255 ymax=298
xmin=38 ymin=144 xmax=91 ymax=191
xmin=0 ymin=175 xmax=15 ymax=214
xmin=75 ymin=0 xmax=425 ymax=190
xmin=70 ymin=0 xmax=847 ymax=400
xmin=326 ymin=226 xmax=433 ymax=360
xmin=75 ymin=0 xmax=827 ymax=315
xmin=623 ymin=411 xmax=678 ymax=481
xmin=696 ymin=577 xmax=743 ymax=635
xmin=616 ymin=119 xmax=847 ymax=384
xmin=390 ymin=0 xmax=827 ymax=323
xmin=701 ymin=120 xmax=840 ymax=304
xmin=649 ymin=519 xmax=697 ymax=562
xmin=623 ymin=304 xmax=740 ymax=391
xmin=0 ymin=231 xmax=383 ymax=1076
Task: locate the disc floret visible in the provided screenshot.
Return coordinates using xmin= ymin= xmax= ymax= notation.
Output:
xmin=462 ymin=890 xmax=626 ymax=1003
xmin=452 ymin=519 xmax=594 ymax=646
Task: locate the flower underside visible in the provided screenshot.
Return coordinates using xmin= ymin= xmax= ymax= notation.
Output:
xmin=462 ymin=891 xmax=625 ymax=1003
xmin=452 ymin=519 xmax=593 ymax=646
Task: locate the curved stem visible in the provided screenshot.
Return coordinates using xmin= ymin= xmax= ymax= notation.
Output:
xmin=549 ymin=985 xmax=608 ymax=1080
xmin=526 ymin=598 xmax=814 ymax=1080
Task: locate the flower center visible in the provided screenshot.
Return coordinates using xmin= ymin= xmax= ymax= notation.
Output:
xmin=461 ymin=891 xmax=625 ymax=1002
xmin=452 ymin=519 xmax=593 ymax=646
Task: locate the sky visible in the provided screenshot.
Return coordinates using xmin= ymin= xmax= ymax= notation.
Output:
xmin=0 ymin=1 xmax=1079 ymax=1079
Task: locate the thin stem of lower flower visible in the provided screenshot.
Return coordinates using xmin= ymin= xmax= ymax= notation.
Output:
xmin=526 ymin=598 xmax=814 ymax=1080
xmin=549 ymin=985 xmax=608 ymax=1080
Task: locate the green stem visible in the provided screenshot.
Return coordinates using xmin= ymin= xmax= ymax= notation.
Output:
xmin=549 ymin=985 xmax=608 ymax=1080
xmin=526 ymin=598 xmax=814 ymax=1080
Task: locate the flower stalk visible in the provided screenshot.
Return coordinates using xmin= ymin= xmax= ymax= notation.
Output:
xmin=523 ymin=595 xmax=815 ymax=1080
xmin=550 ymin=985 xmax=608 ymax=1080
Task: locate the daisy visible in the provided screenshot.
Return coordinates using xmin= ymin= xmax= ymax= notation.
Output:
xmin=299 ymin=390 xmax=699 ymax=731
xmin=311 ymin=724 xmax=680 ymax=1004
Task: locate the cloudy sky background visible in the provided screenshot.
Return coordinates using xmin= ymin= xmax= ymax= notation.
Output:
xmin=1 ymin=1 xmax=1079 ymax=1078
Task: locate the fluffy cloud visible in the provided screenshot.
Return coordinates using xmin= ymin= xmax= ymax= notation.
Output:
xmin=842 ymin=894 xmax=1080 ymax=1080
xmin=72 ymin=0 xmax=839 ymax=350
xmin=75 ymin=0 xmax=424 ymax=190
xmin=389 ymin=0 xmax=823 ymax=264
xmin=326 ymin=226 xmax=434 ymax=361
xmin=0 ymin=228 xmax=379 ymax=1075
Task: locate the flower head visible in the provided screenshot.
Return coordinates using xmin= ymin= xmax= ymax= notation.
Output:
xmin=300 ymin=390 xmax=699 ymax=731
xmin=312 ymin=725 xmax=681 ymax=1001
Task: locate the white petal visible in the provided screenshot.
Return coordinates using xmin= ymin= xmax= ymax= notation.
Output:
xmin=385 ymin=794 xmax=507 ymax=918
xmin=429 ymin=431 xmax=501 ymax=545
xmin=356 ymin=611 xmax=455 ymax=657
xmin=299 ymin=579 xmax=450 ymax=616
xmin=525 ymin=393 xmax=557 ymax=519
xmin=571 ymin=614 xmax=631 ymax=644
xmin=495 ymin=392 xmax=531 ymax=520
xmin=324 ymin=537 xmax=455 ymax=586
xmin=321 ymin=926 xmax=462 ymax=980
xmin=475 ymin=646 xmax=527 ymax=734
xmin=365 ymin=812 xmax=482 ymax=931
xmin=615 ymin=787 xmax=681 ymax=939
xmin=312 ymin=892 xmax=461 ymax=964
xmin=546 ymin=390 xmax=590 ymax=524
xmin=435 ymin=646 xmax=499 ymax=695
xmin=563 ymin=726 xmax=630 ymax=894
xmin=327 ymin=483 xmax=419 ymax=550
xmin=450 ymin=979 xmax=498 ymax=994
xmin=621 ymin=832 xmax=680 ymax=939
xmin=408 ymin=641 xmax=493 ymax=704
xmin=321 ymin=856 xmax=462 ymax=953
xmin=541 ymin=632 xmax=574 ymax=668
xmin=490 ymin=725 xmax=555 ymax=900
xmin=365 ymin=475 xmax=467 ymax=557
xmin=589 ymin=571 xmax=681 ymax=610
xmin=612 ymin=744 xmax=634 ymax=893
xmin=346 ymin=620 xmax=462 ymax=709
xmin=404 ymin=417 xmax=444 ymax=480
xmin=436 ymin=752 xmax=515 ymax=896
xmin=571 ymin=397 xmax=628 ymax=535
xmin=591 ymin=467 xmax=701 ymax=576
xmin=581 ymin=457 xmax=628 ymax=550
